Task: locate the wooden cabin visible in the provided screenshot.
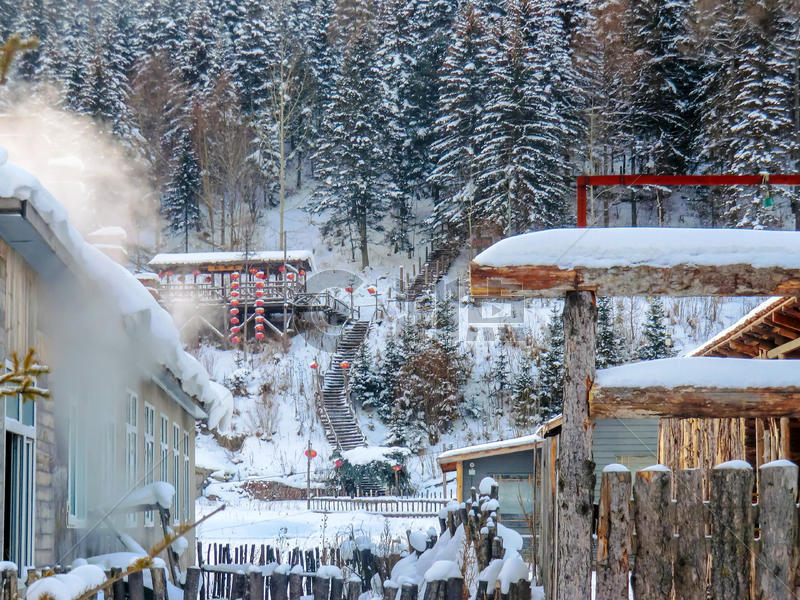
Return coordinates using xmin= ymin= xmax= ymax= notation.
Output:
xmin=659 ymin=296 xmax=800 ymax=491
xmin=0 ymin=162 xmax=224 ymax=581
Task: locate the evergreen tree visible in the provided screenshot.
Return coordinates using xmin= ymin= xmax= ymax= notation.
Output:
xmin=536 ymin=303 xmax=564 ymax=419
xmin=373 ymin=333 xmax=403 ymax=422
xmin=312 ymin=18 xmax=394 ymax=268
xmin=163 ymin=131 xmax=203 ymax=251
xmin=491 ymin=349 xmax=510 ymax=412
xmin=433 ymin=293 xmax=459 ymax=357
xmin=637 ymin=297 xmax=675 ymax=361
xmin=511 ymin=353 xmax=538 ymax=428
xmin=12 ymin=0 xmax=49 ymax=81
xmin=350 ymin=341 xmax=379 ymax=410
xmin=596 ymin=296 xmax=624 ymax=369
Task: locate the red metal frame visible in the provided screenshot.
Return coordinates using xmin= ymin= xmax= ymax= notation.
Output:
xmin=576 ymin=174 xmax=800 ymax=228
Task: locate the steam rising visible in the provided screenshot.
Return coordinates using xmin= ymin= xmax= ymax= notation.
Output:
xmin=0 ymin=94 xmax=161 ymax=255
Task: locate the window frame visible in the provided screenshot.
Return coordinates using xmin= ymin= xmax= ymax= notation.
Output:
xmin=126 ymin=390 xmax=138 ymax=527
xmin=183 ymin=430 xmax=190 ymax=522
xmin=173 ymin=424 xmax=181 ymax=525
xmin=67 ymin=405 xmax=87 ymax=528
xmin=143 ymin=403 xmax=155 ymax=527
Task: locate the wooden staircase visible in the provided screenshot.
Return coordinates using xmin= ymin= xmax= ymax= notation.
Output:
xmin=319 ymin=320 xmax=370 ymax=450
xmin=405 ymin=242 xmax=462 ymax=300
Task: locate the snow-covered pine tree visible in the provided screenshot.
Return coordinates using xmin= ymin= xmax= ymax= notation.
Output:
xmin=511 ymin=353 xmax=537 ymax=429
xmin=491 ymin=349 xmax=510 ymax=413
xmin=433 ymin=293 xmax=459 ymax=357
xmin=596 ymin=296 xmax=624 ymax=369
xmin=373 ymin=333 xmax=404 ymax=421
xmin=637 ymin=297 xmax=675 ymax=361
xmin=350 ymin=341 xmax=379 ymax=410
xmin=312 ymin=14 xmax=393 ymax=268
xmin=429 ymin=1 xmax=489 ymax=239
xmin=11 ymin=0 xmax=49 ymax=81
xmin=177 ymin=0 xmax=218 ymax=98
xmin=536 ymin=303 xmax=564 ymax=419
xmin=163 ymin=130 xmax=203 ymax=251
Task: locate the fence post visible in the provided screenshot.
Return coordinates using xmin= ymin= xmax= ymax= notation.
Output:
xmin=313 ymin=575 xmax=330 ymax=600
xmin=445 ymin=577 xmax=462 ymax=600
xmin=2 ymin=569 xmax=17 ymax=600
xmin=346 ymin=578 xmax=361 ymax=600
xmin=673 ymin=468 xmax=706 ymax=600
xmin=111 ymin=568 xmax=126 ymax=600
xmin=710 ymin=460 xmax=754 ymax=600
xmin=185 ymin=567 xmax=202 ymax=600
xmin=289 ymin=570 xmax=303 ymax=600
xmin=595 ymin=464 xmax=632 ymax=600
xmin=151 ymin=568 xmax=168 ymax=600
xmin=399 ymin=582 xmax=418 ymax=600
xmin=331 ymin=576 xmax=344 ymax=600
xmin=272 ymin=570 xmax=289 ymax=600
xmin=249 ymin=571 xmax=265 ymax=600
xmin=756 ymin=460 xmax=798 ymax=599
xmin=128 ymin=570 xmax=145 ymax=600
xmin=632 ymin=465 xmax=673 ymax=600
xmin=383 ymin=580 xmax=398 ymax=600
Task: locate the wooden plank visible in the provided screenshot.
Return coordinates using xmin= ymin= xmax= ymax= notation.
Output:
xmin=590 ymin=386 xmax=800 ymax=419
xmin=595 ymin=466 xmax=632 ymax=600
xmin=673 ymin=469 xmax=706 ymax=600
xmin=632 ymin=466 xmax=673 ymax=600
xmin=556 ymin=291 xmax=596 ymax=599
xmin=470 ymin=262 xmax=800 ymax=298
xmin=151 ymin=568 xmax=168 ymax=600
xmin=185 ymin=568 xmax=202 ymax=600
xmin=710 ymin=461 xmax=754 ymax=599
xmin=756 ymin=460 xmax=798 ymax=599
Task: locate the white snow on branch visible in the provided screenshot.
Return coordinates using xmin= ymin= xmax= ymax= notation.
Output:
xmin=341 ymin=446 xmax=411 ymax=466
xmin=474 ymin=227 xmax=800 ymax=269
xmin=119 ymin=482 xmax=175 ymax=509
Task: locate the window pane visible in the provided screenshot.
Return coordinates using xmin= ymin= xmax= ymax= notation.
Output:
xmin=6 ymin=394 xmax=18 ymax=420
xmin=21 ymin=398 xmax=34 ymax=426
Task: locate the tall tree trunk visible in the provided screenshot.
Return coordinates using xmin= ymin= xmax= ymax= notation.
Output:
xmin=279 ymin=101 xmax=287 ymax=251
xmin=556 ymin=291 xmax=596 ymax=599
xmin=358 ymin=209 xmax=369 ymax=268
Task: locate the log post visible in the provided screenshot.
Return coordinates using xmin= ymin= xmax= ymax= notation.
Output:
xmin=272 ymin=571 xmax=289 ymax=600
xmin=756 ymin=460 xmax=798 ymax=599
xmin=249 ymin=571 xmax=265 ymax=600
xmin=383 ymin=580 xmax=398 ymax=600
xmin=151 ymin=567 xmax=168 ymax=600
xmin=556 ymin=290 xmax=596 ymax=599
xmin=128 ymin=570 xmax=145 ymax=600
xmin=313 ymin=575 xmax=330 ymax=600
xmin=289 ymin=571 xmax=303 ymax=600
xmin=400 ymin=582 xmax=418 ymax=600
xmin=2 ymin=570 xmax=17 ymax=600
xmin=445 ymin=577 xmax=462 ymax=600
xmin=346 ymin=579 xmax=361 ymax=600
xmin=595 ymin=465 xmax=632 ymax=600
xmin=632 ymin=465 xmax=673 ymax=600
xmin=710 ymin=460 xmax=754 ymax=599
xmin=673 ymin=468 xmax=706 ymax=600
xmin=330 ymin=576 xmax=344 ymax=600
xmin=111 ymin=568 xmax=127 ymax=600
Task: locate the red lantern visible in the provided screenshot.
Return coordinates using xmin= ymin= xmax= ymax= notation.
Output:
xmin=345 ymin=286 xmax=353 ymax=293
xmin=304 ymin=449 xmax=317 ymax=458
xmin=165 ymin=270 xmax=173 ymax=277
xmin=255 ymin=315 xmax=265 ymax=323
xmin=287 ymin=273 xmax=295 ymax=281
xmin=335 ymin=459 xmax=343 ymax=468
xmin=230 ymin=326 xmax=240 ymax=335
xmin=255 ymin=323 xmax=265 ymax=331
xmin=310 ymin=361 xmax=319 ymax=369
xmin=256 ymin=281 xmax=264 ymax=289
xmin=256 ymin=270 xmax=265 ymax=279
xmin=230 ymin=298 xmax=240 ymax=307
xmin=230 ymin=290 xmax=239 ymax=298
xmin=255 ymin=307 xmax=265 ymax=315
xmin=158 ymin=271 xmax=165 ymax=279
xmin=278 ymin=266 xmax=285 ymax=273
xmin=230 ymin=317 xmax=240 ymax=325
xmin=299 ymin=270 xmax=306 ymax=277
xmin=367 ymin=287 xmax=376 ymax=295
xmin=340 ymin=361 xmax=350 ymax=370
xmin=193 ymin=270 xmax=201 ymax=277
xmin=255 ymin=290 xmax=264 ymax=298
xmin=249 ymin=267 xmax=257 ymax=275
xmin=231 ymin=272 xmax=240 ymax=280
xmin=230 ymin=308 xmax=239 ymax=316
xmin=255 ymin=332 xmax=265 ymax=340
xmin=393 ymin=465 xmax=402 ymax=472
xmin=231 ymin=336 xmax=241 ymax=344
xmin=205 ymin=275 xmax=213 ymax=283
xmin=255 ymin=299 xmax=264 ymax=307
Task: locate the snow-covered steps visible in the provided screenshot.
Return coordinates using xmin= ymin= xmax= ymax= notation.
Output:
xmin=318 ymin=320 xmax=370 ymax=450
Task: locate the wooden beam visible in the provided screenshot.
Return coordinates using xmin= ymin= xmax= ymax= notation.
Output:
xmin=772 ymin=310 xmax=800 ymax=333
xmin=470 ymin=262 xmax=800 ymax=298
xmin=590 ymin=385 xmax=800 ymax=419
xmin=767 ymin=336 xmax=800 ymax=358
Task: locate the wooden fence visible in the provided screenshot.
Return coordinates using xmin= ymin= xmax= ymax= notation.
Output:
xmin=309 ymin=496 xmax=449 ymax=516
xmin=594 ymin=459 xmax=799 ymax=600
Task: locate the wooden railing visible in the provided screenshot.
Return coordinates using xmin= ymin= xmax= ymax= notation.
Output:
xmin=309 ymin=495 xmax=449 ymax=516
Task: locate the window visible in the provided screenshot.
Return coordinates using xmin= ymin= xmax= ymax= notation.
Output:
xmin=5 ymin=361 xmax=35 ymax=428
xmin=183 ymin=431 xmax=190 ymax=522
xmin=68 ymin=406 xmax=87 ymax=527
xmin=160 ymin=415 xmax=169 ymax=483
xmin=144 ymin=404 xmax=155 ymax=527
xmin=126 ymin=391 xmax=138 ymax=527
xmin=173 ymin=424 xmax=180 ymax=524
xmin=103 ymin=421 xmax=117 ymax=490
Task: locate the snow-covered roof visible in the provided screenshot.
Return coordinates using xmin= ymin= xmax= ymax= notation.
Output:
xmin=688 ymin=296 xmax=789 ymax=357
xmin=595 ymin=357 xmax=800 ymax=389
xmin=341 ymin=446 xmax=411 ymax=465
xmin=88 ymin=225 xmax=128 ymax=240
xmin=474 ymin=227 xmax=800 ymax=270
xmin=0 ymin=146 xmax=231 ymax=430
xmin=437 ymin=434 xmax=542 ymax=464
xmin=148 ymin=250 xmax=316 ymax=270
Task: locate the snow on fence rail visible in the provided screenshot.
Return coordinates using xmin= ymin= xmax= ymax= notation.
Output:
xmin=593 ymin=459 xmax=799 ymax=600
xmin=309 ymin=496 xmax=450 ymax=516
